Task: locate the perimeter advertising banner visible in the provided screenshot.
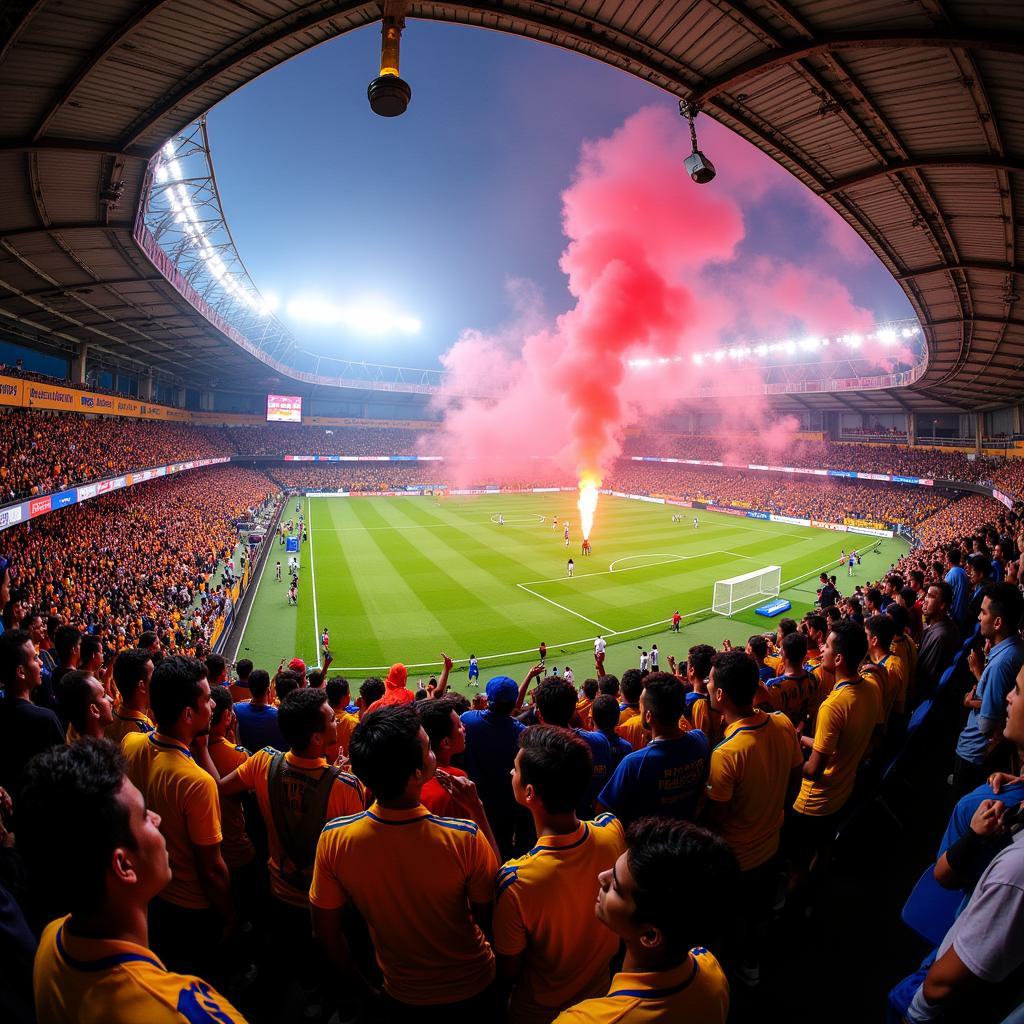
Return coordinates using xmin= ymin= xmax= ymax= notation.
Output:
xmin=267 ymin=394 xmax=302 ymax=423
xmin=0 ymin=375 xmax=190 ymax=421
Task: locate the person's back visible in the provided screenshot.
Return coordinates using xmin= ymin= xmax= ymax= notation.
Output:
xmin=311 ymin=706 xmax=499 ymax=1011
xmin=495 ymin=727 xmax=626 ymax=1023
xmin=945 ymin=550 xmax=970 ymax=628
xmin=462 ymin=677 xmax=526 ymax=845
xmin=233 ymin=669 xmax=285 ymax=751
xmin=599 ymin=675 xmax=709 ymax=826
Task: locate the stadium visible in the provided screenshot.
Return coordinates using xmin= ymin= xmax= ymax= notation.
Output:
xmin=0 ymin=3 xmax=1022 ymax=1023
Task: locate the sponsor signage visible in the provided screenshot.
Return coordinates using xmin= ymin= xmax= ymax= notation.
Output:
xmin=746 ymin=510 xmax=770 ymax=520
xmin=848 ymin=525 xmax=894 ymax=538
xmin=0 ymin=504 xmax=25 ymax=531
xmin=811 ymin=520 xmax=847 ymax=532
xmin=706 ymin=505 xmax=748 ymax=517
xmin=77 ymin=483 xmax=98 ymax=500
xmin=29 ymin=496 xmax=52 ymax=517
xmin=52 ymin=489 xmax=77 ymax=508
xmin=771 ymin=514 xmax=811 ymax=527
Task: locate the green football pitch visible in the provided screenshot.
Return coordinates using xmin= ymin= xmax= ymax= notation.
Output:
xmin=234 ymin=493 xmax=908 ymax=689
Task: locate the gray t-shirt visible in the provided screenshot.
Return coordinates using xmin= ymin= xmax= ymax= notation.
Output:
xmin=939 ymin=828 xmax=1024 ymax=981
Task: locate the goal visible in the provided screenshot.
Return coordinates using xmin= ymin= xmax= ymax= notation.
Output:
xmin=712 ymin=565 xmax=782 ymax=616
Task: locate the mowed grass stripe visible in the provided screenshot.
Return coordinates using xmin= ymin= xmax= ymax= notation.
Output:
xmin=325 ymin=499 xmax=452 ymax=658
xmin=345 ymin=498 xmax=534 ymax=650
xmin=307 ymin=498 xmax=383 ymax=665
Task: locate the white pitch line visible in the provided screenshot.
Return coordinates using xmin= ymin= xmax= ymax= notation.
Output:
xmin=232 ymin=507 xmax=284 ymax=658
xmin=515 ymin=583 xmax=612 ymax=632
xmin=521 ymin=549 xmax=743 ymax=586
xmin=308 ymin=497 xmax=321 ymax=669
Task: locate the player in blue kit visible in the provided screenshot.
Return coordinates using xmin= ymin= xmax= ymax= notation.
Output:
xmin=468 ymin=654 xmax=480 ymax=687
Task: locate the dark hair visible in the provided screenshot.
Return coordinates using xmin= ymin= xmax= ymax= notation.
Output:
xmin=17 ymin=739 xmax=133 ymax=916
xmin=946 ymin=545 xmax=962 ymax=565
xmin=138 ymin=630 xmax=159 ymax=650
xmin=778 ymin=618 xmax=798 ymax=637
xmin=582 ymin=678 xmax=599 ymax=699
xmin=19 ymin=610 xmax=42 ymax=631
xmin=325 ymin=677 xmax=350 ymax=708
xmin=746 ymin=635 xmax=768 ymax=660
xmin=248 ymin=668 xmax=271 ymax=698
xmin=417 ymin=697 xmax=460 ymax=752
xmin=360 ymin=677 xmax=386 ymax=705
xmin=210 ymin=685 xmax=233 ymax=727
xmin=687 ymin=645 xmax=715 ymax=681
xmin=349 ymin=706 xmax=425 ymax=800
xmin=0 ymin=629 xmax=34 ymax=686
xmin=641 ymin=673 xmax=686 ymax=726
xmin=710 ymin=649 xmax=758 ymax=707
xmin=113 ymin=649 xmax=152 ymax=703
xmin=865 ymin=614 xmax=898 ymax=652
xmin=535 ymin=677 xmax=578 ymax=727
xmin=968 ymin=554 xmax=993 ymax=579
xmin=79 ymin=635 xmax=103 ymax=667
xmin=899 ymin=586 xmax=918 ymax=607
xmin=983 ymin=582 xmax=1024 ymax=632
xmin=235 ymin=658 xmax=253 ymax=681
xmin=449 ymin=693 xmax=471 ymax=716
xmin=804 ymin=614 xmax=827 ymax=637
xmin=597 ymin=674 xmax=620 ymax=697
xmin=205 ymin=653 xmax=227 ymax=684
xmin=58 ymin=670 xmax=101 ymax=733
xmin=865 ymin=587 xmax=883 ymax=609
xmin=626 ymin=817 xmax=739 ymax=956
xmin=518 ymin=725 xmax=592 ymax=814
xmin=149 ymin=655 xmax=207 ymax=731
xmin=828 ymin=621 xmax=868 ymax=672
xmin=928 ymin=580 xmax=954 ymax=608
xmin=278 ymin=687 xmax=331 ymax=751
xmin=781 ymin=631 xmax=808 ymax=671
xmin=909 ymin=570 xmax=925 ymax=589
xmin=591 ymin=693 xmax=621 ymax=732
xmin=620 ymin=669 xmax=644 ymax=703
xmin=307 ymin=669 xmax=325 ymax=688
xmin=54 ymin=625 xmax=82 ymax=664
xmin=275 ymin=670 xmax=302 ymax=703
xmin=886 ymin=601 xmax=909 ymax=633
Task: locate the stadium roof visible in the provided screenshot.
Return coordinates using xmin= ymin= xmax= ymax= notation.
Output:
xmin=0 ymin=1 xmax=1021 ymax=413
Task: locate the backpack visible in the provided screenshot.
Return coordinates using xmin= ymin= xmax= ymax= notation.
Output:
xmin=266 ymin=751 xmax=342 ymax=892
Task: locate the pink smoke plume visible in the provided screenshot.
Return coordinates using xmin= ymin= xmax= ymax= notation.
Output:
xmin=432 ymin=105 xmax=876 ymax=486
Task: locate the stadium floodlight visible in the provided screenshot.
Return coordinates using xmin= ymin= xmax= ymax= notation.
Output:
xmin=679 ymin=100 xmax=717 ymax=184
xmin=368 ymin=4 xmax=412 ymax=116
xmin=285 ymin=295 xmax=422 ymax=335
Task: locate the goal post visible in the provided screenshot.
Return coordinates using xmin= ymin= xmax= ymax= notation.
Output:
xmin=712 ymin=565 xmax=782 ymax=616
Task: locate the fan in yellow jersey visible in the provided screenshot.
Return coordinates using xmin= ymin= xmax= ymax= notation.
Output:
xmin=554 ymin=818 xmax=733 ymax=1024
xmin=495 ymin=726 xmax=626 ymax=1024
xmin=764 ymin=632 xmax=820 ymax=730
xmin=864 ymin=615 xmax=900 ymax=727
xmin=705 ymin=649 xmax=803 ymax=986
xmin=18 ymin=740 xmax=248 ymax=1024
xmin=788 ymin=622 xmax=881 ymax=901
xmin=120 ymin=656 xmax=231 ymax=981
xmin=310 ymin=705 xmax=500 ymax=1015
xmin=105 ymin=648 xmax=155 ymax=745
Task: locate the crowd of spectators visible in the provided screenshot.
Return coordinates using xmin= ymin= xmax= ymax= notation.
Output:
xmin=1 ymin=465 xmax=274 ymax=658
xmin=622 ymin=434 xmax=1007 ymax=486
xmin=606 ymin=461 xmax=950 ymax=525
xmin=0 ymin=410 xmax=232 ymax=501
xmin=2 ymin=414 xmax=1024 ymax=1023
xmin=224 ymin=423 xmax=430 ymax=456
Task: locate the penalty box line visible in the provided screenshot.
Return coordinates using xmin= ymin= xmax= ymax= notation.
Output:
xmin=515 ymin=583 xmax=612 ymax=633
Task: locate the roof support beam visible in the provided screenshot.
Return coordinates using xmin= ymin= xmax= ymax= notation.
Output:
xmin=691 ymin=30 xmax=1024 ymax=106
xmin=822 ymin=157 xmax=1024 ymax=197
xmin=896 ymin=261 xmax=1024 ymax=281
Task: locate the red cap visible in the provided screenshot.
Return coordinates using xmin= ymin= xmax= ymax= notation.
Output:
xmin=288 ymin=657 xmax=306 ymax=674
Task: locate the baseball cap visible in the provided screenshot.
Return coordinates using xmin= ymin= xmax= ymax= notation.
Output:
xmin=486 ymin=676 xmax=518 ymax=704
xmin=288 ymin=657 xmax=306 ymax=674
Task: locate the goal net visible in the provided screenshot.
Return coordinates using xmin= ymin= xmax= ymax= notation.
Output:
xmin=712 ymin=565 xmax=782 ymax=616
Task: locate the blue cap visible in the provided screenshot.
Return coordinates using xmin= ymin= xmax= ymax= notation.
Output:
xmin=486 ymin=676 xmax=518 ymax=704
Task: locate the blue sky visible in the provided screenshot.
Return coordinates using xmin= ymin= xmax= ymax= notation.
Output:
xmin=209 ymin=20 xmax=913 ymax=369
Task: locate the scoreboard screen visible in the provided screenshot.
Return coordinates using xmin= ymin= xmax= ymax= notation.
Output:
xmin=267 ymin=394 xmax=302 ymax=423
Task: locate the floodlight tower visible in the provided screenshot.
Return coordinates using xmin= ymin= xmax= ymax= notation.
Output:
xmin=368 ymin=2 xmax=412 ymax=117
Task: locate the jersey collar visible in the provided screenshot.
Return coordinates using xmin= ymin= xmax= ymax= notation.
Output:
xmin=114 ymin=708 xmax=152 ymax=724
xmin=607 ymin=955 xmax=699 ymax=998
xmin=55 ymin=919 xmax=165 ymax=973
xmin=529 ymin=822 xmax=588 ymax=853
xmin=366 ymin=802 xmax=432 ymax=824
xmin=148 ymin=733 xmax=192 ymax=759
xmin=284 ymin=752 xmax=328 ymax=770
xmin=722 ymin=712 xmax=769 ymax=742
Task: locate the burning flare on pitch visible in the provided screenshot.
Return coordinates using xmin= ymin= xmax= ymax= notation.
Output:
xmin=578 ymin=477 xmax=600 ymax=541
